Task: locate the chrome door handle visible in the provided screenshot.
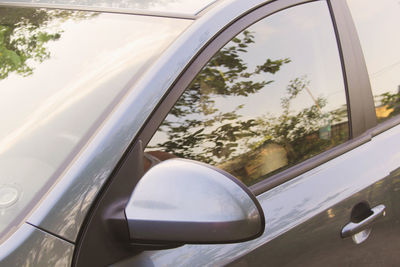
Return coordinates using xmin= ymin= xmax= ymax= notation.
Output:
xmin=341 ymin=204 xmax=386 ymax=238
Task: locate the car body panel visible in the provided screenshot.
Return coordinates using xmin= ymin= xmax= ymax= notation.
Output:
xmin=230 ymin=172 xmax=400 ymax=266
xmin=27 ymin=0 xmax=274 ymax=243
xmin=0 ymin=223 xmax=73 ymax=266
xmin=0 ymin=0 xmax=398 ymax=266
xmin=112 ymin=123 xmax=400 ymax=266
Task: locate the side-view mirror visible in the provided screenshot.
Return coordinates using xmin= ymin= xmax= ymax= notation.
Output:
xmin=125 ymin=159 xmax=265 ymax=244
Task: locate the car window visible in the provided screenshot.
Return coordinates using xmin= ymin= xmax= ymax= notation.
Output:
xmin=146 ymin=1 xmax=349 ymax=186
xmin=347 ymin=0 xmax=400 ymax=122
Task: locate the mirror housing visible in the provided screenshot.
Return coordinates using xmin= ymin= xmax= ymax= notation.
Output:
xmin=125 ymin=159 xmax=265 ymax=244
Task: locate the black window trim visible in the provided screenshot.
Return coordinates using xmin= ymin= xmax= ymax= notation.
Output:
xmin=328 ymin=0 xmax=377 ymax=137
xmin=337 ymin=0 xmax=400 ymax=137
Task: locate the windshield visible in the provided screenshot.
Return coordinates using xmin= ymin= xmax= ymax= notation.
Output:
xmin=0 ymin=6 xmax=190 ymax=243
xmin=2 ymin=0 xmax=217 ymax=16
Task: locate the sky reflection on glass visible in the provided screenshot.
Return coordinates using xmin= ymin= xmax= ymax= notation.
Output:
xmin=0 ymin=7 xmax=189 ymax=242
xmin=6 ymin=0 xmax=217 ymax=15
xmin=347 ymin=0 xmax=400 ymax=121
xmin=147 ymin=2 xmax=349 ymax=186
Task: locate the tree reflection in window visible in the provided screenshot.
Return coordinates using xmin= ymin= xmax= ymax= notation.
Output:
xmin=146 ymin=2 xmax=349 ymax=185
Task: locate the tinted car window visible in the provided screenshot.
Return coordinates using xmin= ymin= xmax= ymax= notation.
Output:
xmin=347 ymin=0 xmax=400 ymax=122
xmin=146 ymin=1 xmax=349 ymax=186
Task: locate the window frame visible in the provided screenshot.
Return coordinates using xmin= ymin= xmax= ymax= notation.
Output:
xmin=137 ymin=0 xmax=376 ymax=194
xmin=344 ymin=0 xmax=400 ymax=134
xmin=73 ymin=0 xmax=382 ymax=265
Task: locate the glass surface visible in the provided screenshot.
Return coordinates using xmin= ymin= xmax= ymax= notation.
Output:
xmin=5 ymin=0 xmax=217 ymax=15
xmin=347 ymin=0 xmax=400 ymax=122
xmin=146 ymin=1 xmax=349 ymax=186
xmin=0 ymin=7 xmax=189 ymax=243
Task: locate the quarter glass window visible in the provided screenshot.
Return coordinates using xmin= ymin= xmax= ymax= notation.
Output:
xmin=146 ymin=1 xmax=349 ymax=186
xmin=347 ymin=0 xmax=400 ymax=122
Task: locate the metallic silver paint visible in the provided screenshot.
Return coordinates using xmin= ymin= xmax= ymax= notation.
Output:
xmin=341 ymin=204 xmax=386 ymax=238
xmin=125 ymin=159 xmax=263 ymax=243
xmin=0 ymin=0 xmax=398 ymax=265
xmin=113 ymin=124 xmax=400 ymax=266
xmin=0 ymin=223 xmax=73 ymax=266
xmin=28 ymin=0 xmax=274 ymax=243
xmin=351 ymin=229 xmax=371 ymax=245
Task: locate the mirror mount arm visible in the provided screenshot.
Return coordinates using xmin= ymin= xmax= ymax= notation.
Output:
xmin=73 ymin=140 xmax=170 ymax=266
xmin=105 ymin=205 xmax=182 ymax=250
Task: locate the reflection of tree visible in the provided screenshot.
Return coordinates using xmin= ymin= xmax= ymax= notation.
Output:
xmin=256 ymin=76 xmax=347 ymax=165
xmin=148 ymin=30 xmax=348 ymax=184
xmin=170 ymin=31 xmax=290 ymax=118
xmin=0 ymin=7 xmax=96 ymax=80
xmin=151 ymin=31 xmax=290 ymax=162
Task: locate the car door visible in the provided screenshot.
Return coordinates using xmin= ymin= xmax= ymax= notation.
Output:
xmin=74 ymin=0 xmax=400 ymax=266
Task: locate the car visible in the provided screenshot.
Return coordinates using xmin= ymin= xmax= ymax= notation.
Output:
xmin=1 ymin=0 xmax=400 ymax=266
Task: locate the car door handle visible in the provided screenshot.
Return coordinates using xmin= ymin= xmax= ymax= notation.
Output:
xmin=341 ymin=204 xmax=386 ymax=238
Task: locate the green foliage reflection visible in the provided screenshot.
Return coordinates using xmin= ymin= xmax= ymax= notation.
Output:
xmin=147 ymin=28 xmax=349 ymax=185
xmin=0 ymin=7 xmax=96 ymax=80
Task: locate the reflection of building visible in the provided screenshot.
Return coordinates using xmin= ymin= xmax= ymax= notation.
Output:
xmin=217 ymin=120 xmax=348 ymax=184
xmin=376 ymin=105 xmax=394 ymax=119
xmin=376 ymin=85 xmax=400 ymax=119
xmin=218 ymin=143 xmax=288 ymax=182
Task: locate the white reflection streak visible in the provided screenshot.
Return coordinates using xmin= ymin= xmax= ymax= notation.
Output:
xmin=0 ymin=33 xmax=171 ymax=155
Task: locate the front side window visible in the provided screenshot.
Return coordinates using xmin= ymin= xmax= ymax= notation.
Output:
xmin=146 ymin=1 xmax=349 ymax=186
xmin=347 ymin=0 xmax=400 ymax=122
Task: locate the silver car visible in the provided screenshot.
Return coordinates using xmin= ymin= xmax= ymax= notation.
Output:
xmin=1 ymin=0 xmax=400 ymax=266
